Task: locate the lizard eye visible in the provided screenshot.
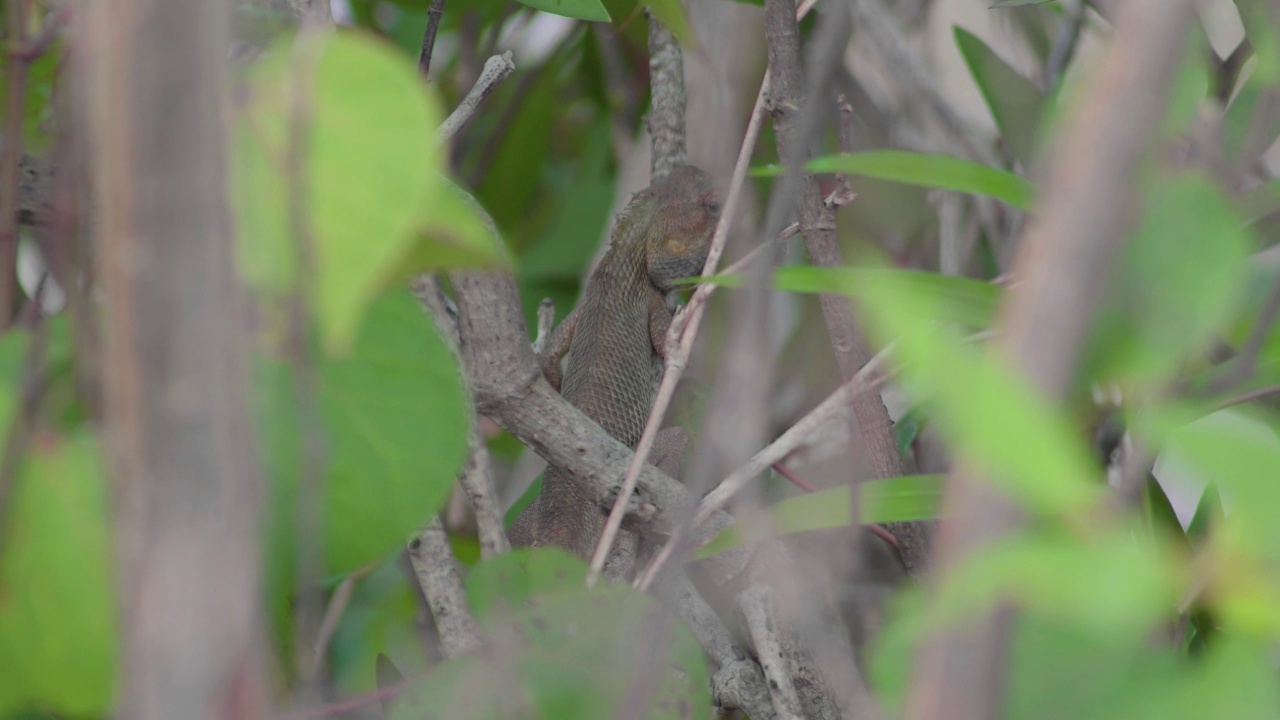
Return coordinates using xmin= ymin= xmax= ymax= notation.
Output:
xmin=702 ymin=194 xmax=721 ymax=218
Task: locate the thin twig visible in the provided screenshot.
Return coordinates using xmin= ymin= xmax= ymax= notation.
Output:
xmin=308 ymin=563 xmax=377 ymax=678
xmin=418 ymin=0 xmax=445 ymax=78
xmin=436 ymin=52 xmax=516 ymax=144
xmin=771 ymin=462 xmax=820 ymax=493
xmin=1213 ymin=384 xmax=1280 ymax=411
xmin=585 ymin=0 xmax=819 ymax=589
xmin=279 ymin=680 xmax=411 ymax=720
xmin=697 ymin=349 xmax=891 ymax=524
xmin=635 ymin=345 xmax=893 ymax=590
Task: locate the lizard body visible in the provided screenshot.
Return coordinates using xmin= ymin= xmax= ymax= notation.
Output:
xmin=510 ymin=165 xmax=721 ymax=575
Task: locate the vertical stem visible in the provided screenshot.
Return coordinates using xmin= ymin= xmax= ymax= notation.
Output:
xmin=647 ymin=15 xmax=687 ymax=179
xmin=86 ymin=0 xmax=265 ymax=714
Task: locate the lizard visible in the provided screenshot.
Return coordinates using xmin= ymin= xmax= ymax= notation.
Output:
xmin=509 ymin=164 xmax=721 ymax=579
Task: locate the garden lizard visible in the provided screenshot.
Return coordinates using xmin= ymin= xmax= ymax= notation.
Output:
xmin=509 ymin=164 xmax=721 ymax=577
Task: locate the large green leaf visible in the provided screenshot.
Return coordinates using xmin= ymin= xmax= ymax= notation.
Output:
xmin=807 ymin=151 xmax=1035 ymax=210
xmin=465 ymin=548 xmax=588 ymax=619
xmin=954 ymin=27 xmax=1047 ymax=166
xmin=853 ymin=267 xmax=1101 ymax=514
xmin=235 ymin=30 xmax=501 ymax=351
xmin=696 ymin=475 xmax=946 ymax=559
xmin=1087 ymin=173 xmax=1251 ymax=389
xmin=0 ymin=432 xmax=115 ymax=717
xmin=259 ymin=289 xmax=469 ymax=582
xmin=391 ymin=582 xmax=710 ymax=720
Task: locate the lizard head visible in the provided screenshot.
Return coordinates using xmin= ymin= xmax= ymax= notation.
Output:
xmin=643 ymin=164 xmax=721 ymax=292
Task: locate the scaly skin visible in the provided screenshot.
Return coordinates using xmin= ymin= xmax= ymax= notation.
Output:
xmin=510 ymin=165 xmax=721 ymax=576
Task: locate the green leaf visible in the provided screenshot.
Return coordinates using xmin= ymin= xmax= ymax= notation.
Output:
xmin=855 ymin=267 xmax=1101 ymax=514
xmin=894 ymin=406 xmax=927 ymax=456
xmin=953 ymin=27 xmax=1047 ymax=165
xmin=646 ymin=0 xmax=695 ymax=47
xmin=774 ymin=266 xmax=1002 ymax=331
xmin=505 ymin=473 xmax=542 ymax=528
xmin=988 ymin=0 xmax=1055 ymax=6
xmin=235 ymin=30 xmax=501 ymax=352
xmin=1159 ymin=408 xmax=1280 ymax=556
xmin=519 ymin=121 xmax=616 ymax=279
xmin=1089 ymin=173 xmax=1251 ymax=388
xmin=392 ymin=584 xmax=710 ymax=720
xmin=0 ymin=432 xmax=116 ymax=717
xmin=327 ymin=561 xmax=428 ymax=696
xmin=465 ymin=548 xmax=589 ymax=619
xmin=514 ymin=0 xmax=610 ymax=21
xmin=932 ymin=531 xmax=1181 ymax=638
xmin=1187 ymin=481 xmax=1220 ymax=539
xmin=807 ymin=151 xmax=1035 ymax=210
xmin=259 ymin=289 xmax=469 ymax=582
xmin=696 ymin=475 xmax=946 ymax=559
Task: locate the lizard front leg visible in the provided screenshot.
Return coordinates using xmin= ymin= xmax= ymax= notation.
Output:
xmin=537 ymin=305 xmax=579 ymax=392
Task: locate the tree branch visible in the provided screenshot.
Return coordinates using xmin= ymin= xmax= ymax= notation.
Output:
xmin=436 ymin=51 xmax=515 ymax=145
xmin=408 ymin=517 xmax=483 ymax=657
xmin=647 ymin=15 xmax=687 ymax=178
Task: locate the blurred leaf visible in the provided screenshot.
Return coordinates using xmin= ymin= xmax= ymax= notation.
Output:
xmin=696 ymin=475 xmax=946 ymax=559
xmin=1089 ymin=173 xmax=1251 ymax=388
xmin=519 ymin=121 xmax=616 ymax=279
xmin=391 ymin=585 xmax=710 ymax=720
xmin=807 ymin=151 xmax=1035 ymax=210
xmin=954 ymin=27 xmax=1047 ymax=166
xmin=1234 ymin=0 xmax=1280 ymax=84
xmin=646 ymin=0 xmax=695 ymax=47
xmin=1161 ymin=408 xmax=1280 ymax=554
xmin=853 ymin=267 xmax=1101 ymax=514
xmin=465 ymin=548 xmax=589 ymax=619
xmin=478 ymin=56 xmax=561 ymax=239
xmin=235 ymin=30 xmax=501 ymax=351
xmin=0 ymin=36 xmax=59 ymax=150
xmin=328 ymin=561 xmax=428 ymax=695
xmin=260 ymin=289 xmax=469 ymax=584
xmin=932 ymin=531 xmax=1182 ymax=638
xmin=0 ymin=432 xmax=115 ymax=717
xmin=989 ymin=0 xmax=1056 ymax=6
xmin=515 ymin=0 xmax=610 ymax=22
xmin=894 ymin=406 xmax=927 ymax=456
xmin=774 ymin=266 xmax=1002 ymax=331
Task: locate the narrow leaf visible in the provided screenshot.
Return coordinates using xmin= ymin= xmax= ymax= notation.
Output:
xmin=808 ymin=151 xmax=1034 ymax=210
xmin=696 ymin=475 xmax=946 ymax=558
xmin=954 ymin=26 xmax=1047 ymax=165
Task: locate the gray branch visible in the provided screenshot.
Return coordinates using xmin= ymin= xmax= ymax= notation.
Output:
xmin=647 ymin=15 xmax=687 ymax=179
xmin=408 ymin=517 xmax=483 ymax=657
